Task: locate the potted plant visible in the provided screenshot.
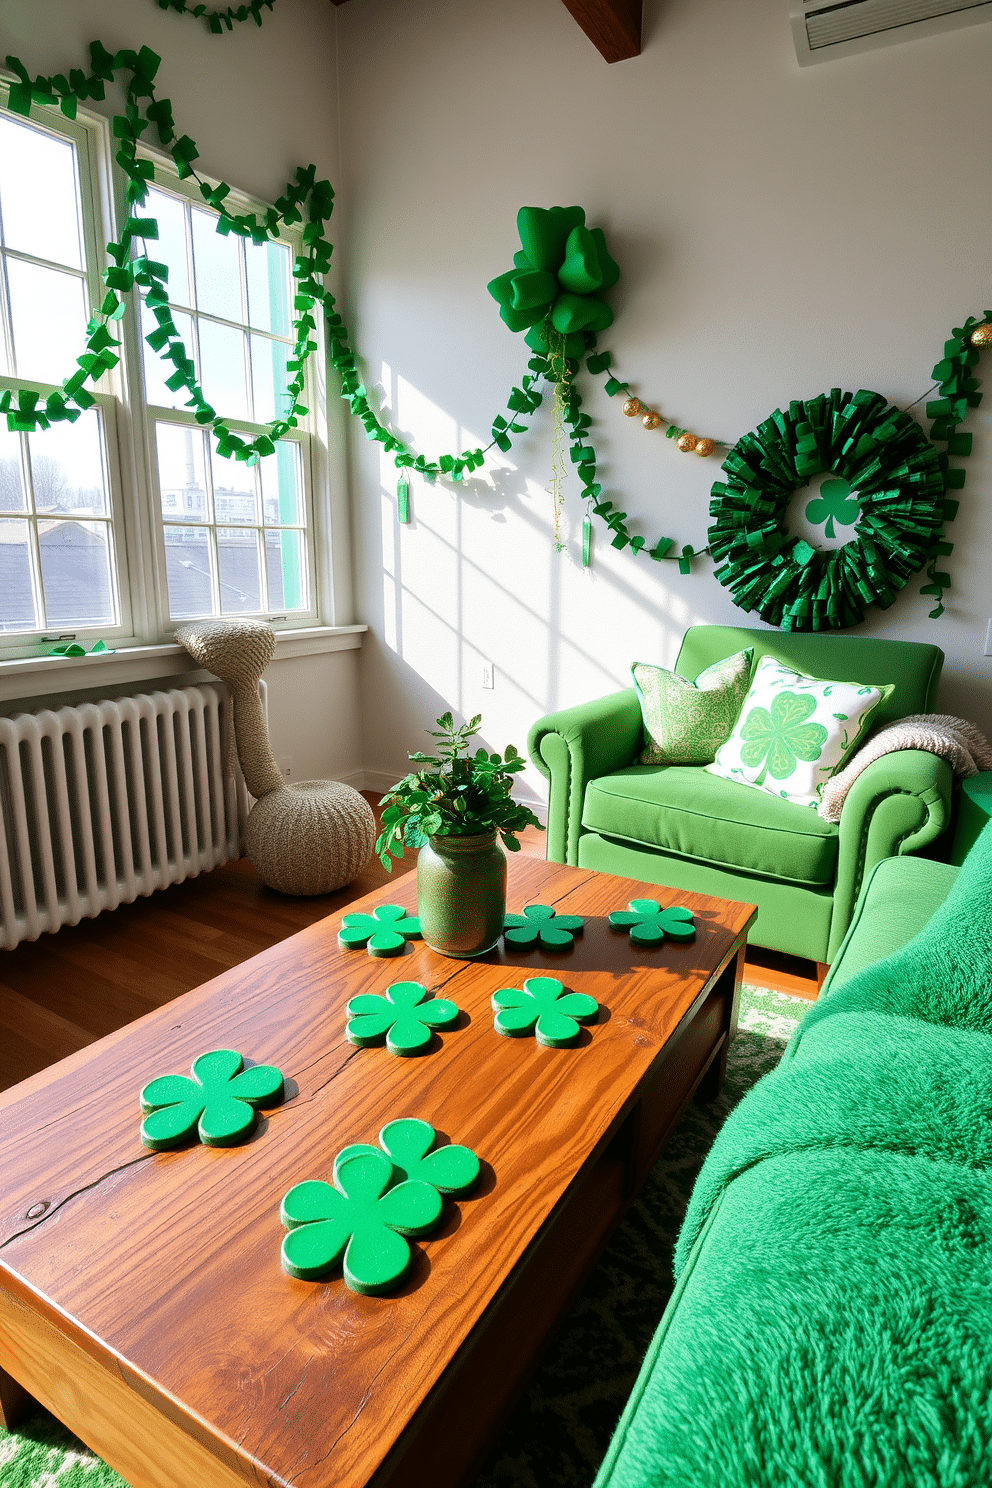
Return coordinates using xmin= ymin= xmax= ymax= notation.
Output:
xmin=376 ymin=713 xmax=542 ymax=958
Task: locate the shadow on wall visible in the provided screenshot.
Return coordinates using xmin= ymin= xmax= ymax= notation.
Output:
xmin=363 ymin=363 xmax=713 ymax=789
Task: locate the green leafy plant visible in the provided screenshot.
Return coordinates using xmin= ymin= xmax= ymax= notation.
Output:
xmin=375 ymin=713 xmax=542 ymax=869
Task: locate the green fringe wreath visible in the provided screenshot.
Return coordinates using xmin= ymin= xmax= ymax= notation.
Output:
xmin=707 ymin=389 xmax=950 ymax=631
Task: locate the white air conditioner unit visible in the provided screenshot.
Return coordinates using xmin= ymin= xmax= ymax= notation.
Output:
xmin=791 ymin=0 xmax=992 ymax=64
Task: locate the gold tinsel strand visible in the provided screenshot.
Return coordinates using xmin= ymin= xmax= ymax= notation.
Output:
xmin=548 ymin=334 xmax=571 ymax=551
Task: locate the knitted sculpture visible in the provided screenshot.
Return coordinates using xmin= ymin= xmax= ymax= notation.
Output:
xmin=174 ymin=618 xmax=375 ymax=896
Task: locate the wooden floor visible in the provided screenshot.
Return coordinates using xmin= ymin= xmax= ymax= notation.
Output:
xmin=0 ymin=798 xmax=819 ymax=1094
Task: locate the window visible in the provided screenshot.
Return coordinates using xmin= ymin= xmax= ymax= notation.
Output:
xmin=0 ymin=88 xmax=324 ymax=657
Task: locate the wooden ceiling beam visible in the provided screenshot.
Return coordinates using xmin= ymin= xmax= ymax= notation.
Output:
xmin=558 ymin=0 xmax=642 ymax=62
xmin=327 ymin=1 xmax=643 ymax=65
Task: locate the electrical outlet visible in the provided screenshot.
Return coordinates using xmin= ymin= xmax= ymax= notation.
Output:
xmin=481 ymin=663 xmax=494 ymax=689
xmin=277 ymin=756 xmax=293 ymax=779
xmin=985 ymin=620 xmax=992 ymax=657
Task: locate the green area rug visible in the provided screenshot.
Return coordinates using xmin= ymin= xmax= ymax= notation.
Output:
xmin=0 ymin=985 xmax=806 ymax=1488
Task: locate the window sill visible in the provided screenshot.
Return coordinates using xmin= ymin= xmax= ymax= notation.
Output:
xmin=0 ymin=624 xmax=367 ymax=705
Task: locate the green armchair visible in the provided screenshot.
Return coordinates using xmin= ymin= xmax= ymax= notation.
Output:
xmin=528 ymin=626 xmax=951 ymax=965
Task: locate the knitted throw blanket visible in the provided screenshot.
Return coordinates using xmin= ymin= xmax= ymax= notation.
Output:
xmin=818 ymin=712 xmax=992 ymax=823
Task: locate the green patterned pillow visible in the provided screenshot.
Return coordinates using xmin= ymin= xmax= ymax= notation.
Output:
xmin=632 ymin=649 xmax=753 ymax=765
xmin=707 ymin=655 xmax=894 ymax=807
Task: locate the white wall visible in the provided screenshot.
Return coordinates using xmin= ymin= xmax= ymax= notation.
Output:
xmin=337 ymin=0 xmax=992 ymax=802
xmin=0 ymin=0 xmax=364 ymax=782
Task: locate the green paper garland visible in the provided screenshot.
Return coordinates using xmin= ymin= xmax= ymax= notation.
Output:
xmin=0 ymin=42 xmax=330 ymax=467
xmin=154 ymin=0 xmax=275 ymax=33
xmin=0 ymin=33 xmax=982 ymax=617
xmin=922 ymin=313 xmax=989 ymax=615
xmin=707 ymin=389 xmax=951 ymax=631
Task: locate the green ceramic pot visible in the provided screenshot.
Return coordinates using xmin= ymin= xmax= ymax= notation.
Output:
xmin=417 ymin=831 xmax=507 ymax=958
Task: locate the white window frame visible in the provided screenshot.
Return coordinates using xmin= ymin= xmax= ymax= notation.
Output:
xmin=132 ymin=159 xmax=320 ymax=632
xmin=0 ymin=81 xmax=334 ymax=663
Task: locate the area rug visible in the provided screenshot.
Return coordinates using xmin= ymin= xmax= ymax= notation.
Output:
xmin=0 ymin=985 xmax=806 ymax=1488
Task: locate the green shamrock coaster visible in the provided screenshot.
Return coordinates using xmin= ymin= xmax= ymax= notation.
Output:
xmin=492 ymin=976 xmax=599 ymax=1048
xmin=345 ymin=982 xmax=460 ymax=1055
xmin=503 ymin=904 xmax=584 ymax=950
xmin=608 ymin=899 xmax=696 ymax=947
xmin=338 ymin=905 xmax=422 ymax=957
xmin=139 ymin=1049 xmax=285 ymax=1150
xmin=337 ymin=1118 xmax=480 ymax=1196
xmin=280 ymin=1147 xmax=443 ymax=1293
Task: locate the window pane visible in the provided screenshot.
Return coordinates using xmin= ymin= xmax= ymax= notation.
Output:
xmin=141 ymin=298 xmax=197 ymax=409
xmin=39 ymin=519 xmax=115 ymax=627
xmin=29 ymin=412 xmax=107 ymax=516
xmin=217 ymin=527 xmax=261 ymax=613
xmin=0 ymin=117 xmax=82 ymax=269
xmin=250 ymin=334 xmax=291 ymax=425
xmin=145 ymin=186 xmax=191 ymax=307
xmin=211 ymin=447 xmax=257 ymax=525
xmin=260 ymin=440 xmax=302 ymax=526
xmin=7 ymin=258 xmax=88 ymax=384
xmin=156 ymin=422 xmax=209 ymax=523
xmin=245 ymin=238 xmax=292 ymax=337
xmin=0 ymin=427 xmax=25 ymax=512
xmin=164 ymin=525 xmax=214 ymax=618
xmin=198 ymin=319 xmax=249 ymax=422
xmin=265 ymin=529 xmax=306 ymax=612
xmin=191 ymin=208 xmax=242 ymax=322
xmin=0 ymin=519 xmax=37 ymax=630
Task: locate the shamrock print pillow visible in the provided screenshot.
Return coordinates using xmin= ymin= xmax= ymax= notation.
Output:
xmin=707 ymin=656 xmax=893 ymax=808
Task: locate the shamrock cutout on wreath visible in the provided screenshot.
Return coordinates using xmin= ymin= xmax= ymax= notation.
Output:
xmin=503 ymin=903 xmax=585 ymax=950
xmin=139 ymin=1048 xmax=285 ymax=1150
xmin=338 ymin=905 xmax=422 ymax=957
xmin=345 ymin=982 xmax=460 ymax=1056
xmin=804 ymin=477 xmax=860 ymax=539
xmin=280 ymin=1148 xmax=443 ymax=1293
xmin=608 ymin=900 xmax=696 ymax=947
xmin=492 ymin=976 xmax=599 ymax=1048
xmin=337 ymin=1118 xmax=480 ymax=1196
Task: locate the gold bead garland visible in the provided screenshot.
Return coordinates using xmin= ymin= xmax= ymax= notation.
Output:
xmin=617 ymin=392 xmax=722 ymax=457
xmin=971 ymin=323 xmax=992 ymax=348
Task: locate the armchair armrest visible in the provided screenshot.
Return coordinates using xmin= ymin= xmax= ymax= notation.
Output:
xmin=528 ymin=690 xmax=643 ymax=865
xmin=829 ymin=748 xmax=953 ymax=961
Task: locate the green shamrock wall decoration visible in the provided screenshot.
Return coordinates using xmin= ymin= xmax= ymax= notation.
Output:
xmin=337 ymin=905 xmax=422 ymax=957
xmin=503 ymin=903 xmax=585 ymax=950
xmin=280 ymin=1148 xmax=443 ymax=1293
xmin=804 ymin=476 xmax=860 ymax=538
xmin=345 ymin=982 xmax=460 ymax=1056
xmin=492 ymin=976 xmax=599 ymax=1048
xmin=487 ymin=206 xmax=620 ymax=360
xmin=739 ymin=693 xmax=828 ymax=783
xmin=608 ymin=900 xmax=696 ymax=947
xmin=336 ymin=1118 xmax=480 ymax=1196
xmin=139 ymin=1048 xmax=285 ymax=1150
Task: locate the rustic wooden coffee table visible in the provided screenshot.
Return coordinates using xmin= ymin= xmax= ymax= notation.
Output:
xmin=0 ymin=857 xmax=754 ymax=1488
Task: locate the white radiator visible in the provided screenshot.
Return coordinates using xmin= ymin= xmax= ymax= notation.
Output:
xmin=0 ymin=682 xmax=252 ymax=950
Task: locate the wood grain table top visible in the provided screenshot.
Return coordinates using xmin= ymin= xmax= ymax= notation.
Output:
xmin=0 ymin=857 xmax=755 ymax=1488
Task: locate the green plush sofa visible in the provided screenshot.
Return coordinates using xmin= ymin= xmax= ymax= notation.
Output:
xmin=528 ymin=626 xmax=950 ymax=964
xmin=593 ymin=821 xmax=992 ymax=1488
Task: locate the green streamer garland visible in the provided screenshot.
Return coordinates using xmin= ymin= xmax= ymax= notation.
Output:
xmin=708 ymin=389 xmax=951 ymax=631
xmin=922 ymin=313 xmax=989 ymax=614
xmin=154 ymin=0 xmax=276 ymax=33
xmin=0 ymin=36 xmax=983 ymax=626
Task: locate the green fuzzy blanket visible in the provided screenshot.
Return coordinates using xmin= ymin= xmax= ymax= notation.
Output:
xmin=596 ymin=823 xmax=992 ymax=1488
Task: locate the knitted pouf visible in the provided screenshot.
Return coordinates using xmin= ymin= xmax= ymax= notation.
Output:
xmin=173 ymin=616 xmax=376 ymax=897
xmin=245 ymin=780 xmax=377 ymax=896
